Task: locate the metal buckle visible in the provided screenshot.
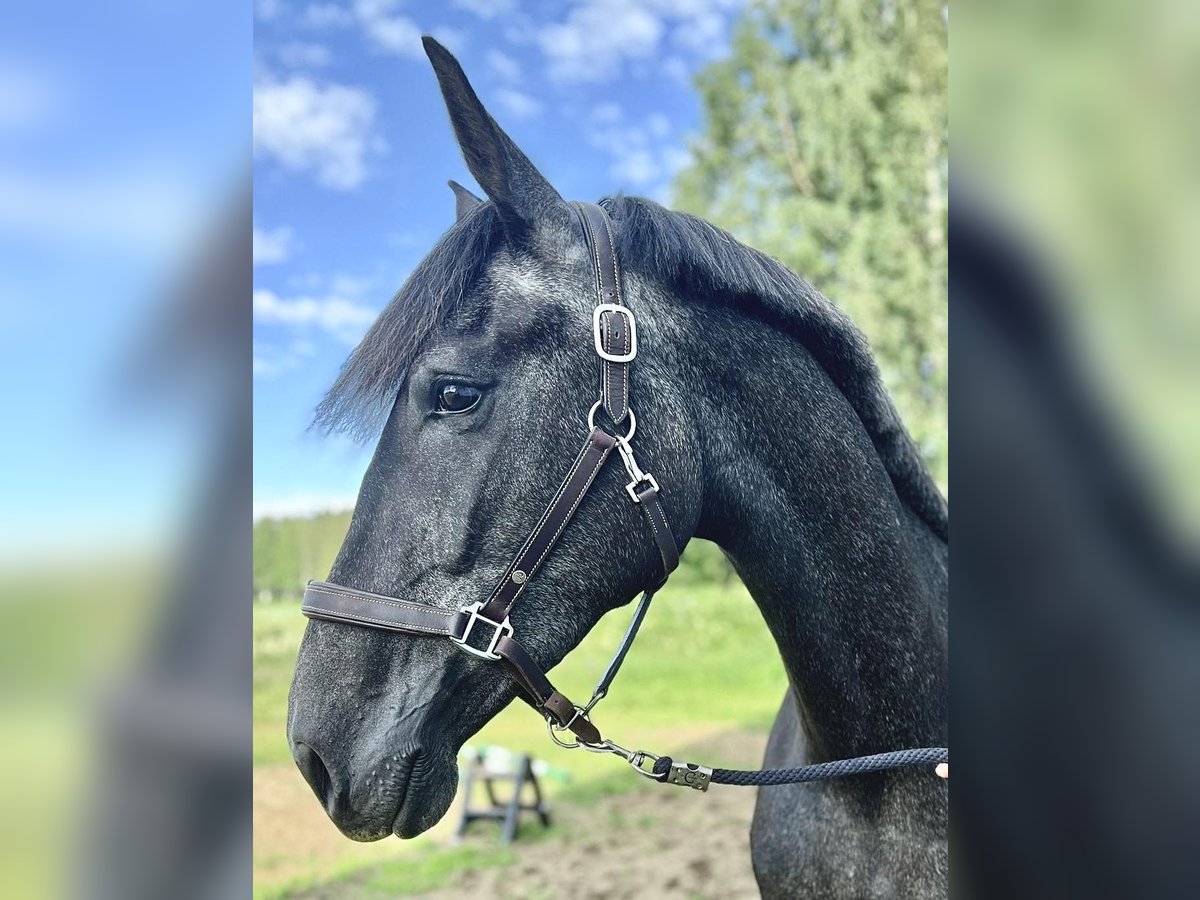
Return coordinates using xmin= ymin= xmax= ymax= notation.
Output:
xmin=451 ymin=601 xmax=513 ymax=661
xmin=625 ymin=473 xmax=659 ymax=503
xmin=592 ymin=304 xmax=637 ymax=363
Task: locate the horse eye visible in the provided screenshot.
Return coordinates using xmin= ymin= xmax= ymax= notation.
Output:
xmin=435 ymin=383 xmax=482 ymax=414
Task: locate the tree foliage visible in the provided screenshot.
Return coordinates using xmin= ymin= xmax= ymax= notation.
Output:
xmin=675 ymin=0 xmax=948 ymax=486
xmin=252 ymin=512 xmax=352 ymax=601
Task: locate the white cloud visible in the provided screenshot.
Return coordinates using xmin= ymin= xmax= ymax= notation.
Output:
xmin=302 ymin=0 xmax=462 ymax=57
xmin=486 ymin=49 xmax=522 ymax=82
xmin=661 ymin=55 xmax=691 ymax=86
xmin=494 ymin=87 xmax=542 ymax=120
xmin=429 ymin=26 xmax=468 ymax=53
xmin=277 ymin=41 xmax=333 ymax=68
xmin=253 ymin=225 xmax=294 ymax=265
xmin=253 ymin=337 xmax=317 ymax=378
xmin=591 ymin=101 xmax=623 ymax=125
xmin=662 ymin=145 xmax=692 ymax=175
xmin=585 ymin=104 xmax=686 ymax=192
xmin=647 ymin=113 xmax=671 ymax=139
xmin=253 ymin=72 xmax=379 ymax=189
xmin=255 ymin=0 xmax=285 ymax=21
xmin=670 ymin=8 xmax=726 ymax=54
xmin=354 ymin=0 xmax=424 ymax=58
xmin=451 ymin=0 xmax=515 ymax=19
xmin=254 ymin=287 xmax=377 ymax=342
xmin=535 ymin=0 xmax=739 ymax=84
xmin=538 ymin=2 xmax=664 ymax=83
xmin=610 ymin=149 xmax=661 ymax=187
xmin=302 ymin=3 xmax=356 ymax=28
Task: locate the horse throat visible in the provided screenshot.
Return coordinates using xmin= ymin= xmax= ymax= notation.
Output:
xmin=690 ymin=318 xmax=948 ymax=762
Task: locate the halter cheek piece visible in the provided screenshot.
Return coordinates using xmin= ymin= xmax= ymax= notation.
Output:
xmin=302 ymin=202 xmax=947 ymax=791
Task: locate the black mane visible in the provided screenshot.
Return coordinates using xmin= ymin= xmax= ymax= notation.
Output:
xmin=604 ymin=196 xmax=947 ymax=541
xmin=315 ymin=195 xmax=947 ymax=541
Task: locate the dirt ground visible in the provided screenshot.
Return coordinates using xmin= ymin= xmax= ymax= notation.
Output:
xmin=419 ymin=778 xmax=761 ymax=899
xmin=259 ymin=730 xmax=765 ymax=898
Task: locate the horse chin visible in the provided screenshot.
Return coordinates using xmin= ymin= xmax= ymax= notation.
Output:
xmin=390 ymin=753 xmax=459 ymax=840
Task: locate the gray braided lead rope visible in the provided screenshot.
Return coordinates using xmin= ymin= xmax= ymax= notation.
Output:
xmin=652 ymin=747 xmax=948 ymax=787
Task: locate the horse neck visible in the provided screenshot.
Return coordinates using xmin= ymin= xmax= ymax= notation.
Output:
xmin=686 ymin=312 xmax=948 ymax=759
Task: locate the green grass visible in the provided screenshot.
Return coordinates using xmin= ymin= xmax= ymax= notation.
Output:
xmin=256 ymin=843 xmax=520 ymax=900
xmin=254 ymin=545 xmax=787 ymax=896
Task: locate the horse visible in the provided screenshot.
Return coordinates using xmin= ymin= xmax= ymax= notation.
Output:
xmin=288 ymin=38 xmax=948 ymax=898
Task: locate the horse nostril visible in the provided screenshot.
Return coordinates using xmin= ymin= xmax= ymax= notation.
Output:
xmin=293 ymin=742 xmax=333 ymax=807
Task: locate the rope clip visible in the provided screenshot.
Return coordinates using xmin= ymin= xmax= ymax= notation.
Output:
xmin=665 ymin=760 xmax=712 ymax=792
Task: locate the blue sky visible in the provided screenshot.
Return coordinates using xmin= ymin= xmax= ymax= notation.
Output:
xmin=0 ymin=2 xmax=248 ymax=561
xmin=253 ymin=0 xmax=745 ymax=519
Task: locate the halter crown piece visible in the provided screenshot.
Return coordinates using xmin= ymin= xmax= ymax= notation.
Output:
xmin=301 ymin=202 xmax=947 ymax=791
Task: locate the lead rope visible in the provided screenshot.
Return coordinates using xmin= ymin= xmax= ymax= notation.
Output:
xmin=546 ymin=592 xmax=948 ymax=790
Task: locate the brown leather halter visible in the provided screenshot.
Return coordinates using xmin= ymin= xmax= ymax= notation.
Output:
xmin=301 ymin=201 xmax=948 ymax=791
xmin=302 ymin=202 xmax=679 ymax=750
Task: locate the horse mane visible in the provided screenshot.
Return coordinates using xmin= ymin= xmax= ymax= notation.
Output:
xmin=314 ymin=194 xmax=947 ymax=542
xmin=601 ymin=196 xmax=948 ymax=542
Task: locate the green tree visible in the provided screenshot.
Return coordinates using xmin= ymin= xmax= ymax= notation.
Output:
xmin=252 ymin=512 xmax=352 ymax=601
xmin=675 ymin=0 xmax=948 ymax=487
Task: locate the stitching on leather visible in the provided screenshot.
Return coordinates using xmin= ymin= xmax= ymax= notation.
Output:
xmin=599 ymin=208 xmax=631 ymax=419
xmin=303 ymin=605 xmax=452 ymax=635
xmin=646 ymin=495 xmax=670 ymax=559
xmin=644 ymin=496 xmax=677 ymax=568
xmin=600 ymin=210 xmax=623 ymax=302
xmin=307 ymin=585 xmax=452 ymax=618
xmin=499 ymin=436 xmax=610 ymax=615
xmin=603 ymin=314 xmax=612 ymax=412
xmin=621 ymin=316 xmax=629 ymax=416
xmin=585 ymin=205 xmax=628 ymax=422
xmin=484 ymin=433 xmax=597 ymax=608
xmin=587 ymin=205 xmax=614 ymax=417
xmin=579 ymin=206 xmax=604 ymax=301
xmin=527 ymin=440 xmax=610 ymax=577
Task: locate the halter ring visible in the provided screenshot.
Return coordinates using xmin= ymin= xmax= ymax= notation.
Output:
xmin=587 ymin=401 xmax=636 ymax=442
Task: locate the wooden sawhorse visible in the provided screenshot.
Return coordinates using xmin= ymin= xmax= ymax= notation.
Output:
xmin=455 ymin=749 xmax=551 ymax=843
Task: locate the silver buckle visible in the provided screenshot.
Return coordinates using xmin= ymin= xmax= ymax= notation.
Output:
xmin=592 ymin=304 xmax=637 ymax=363
xmin=625 ymin=473 xmax=659 ymax=503
xmin=451 ymin=601 xmax=513 ymax=661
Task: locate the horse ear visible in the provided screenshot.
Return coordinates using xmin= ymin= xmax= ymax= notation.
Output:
xmin=448 ymin=180 xmax=483 ymax=221
xmin=423 ymin=36 xmax=569 ymax=239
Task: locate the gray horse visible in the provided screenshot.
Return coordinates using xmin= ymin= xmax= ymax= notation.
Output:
xmin=288 ymin=38 xmax=947 ymax=898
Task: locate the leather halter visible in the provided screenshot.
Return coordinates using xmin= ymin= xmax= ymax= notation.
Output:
xmin=302 ymin=202 xmax=679 ymax=748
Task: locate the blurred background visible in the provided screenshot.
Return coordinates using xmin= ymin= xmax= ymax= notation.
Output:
xmin=2 ymin=0 xmax=1196 ymax=898
xmin=0 ymin=2 xmax=251 ymax=899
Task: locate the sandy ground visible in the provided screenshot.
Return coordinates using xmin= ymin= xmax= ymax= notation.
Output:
xmin=258 ymin=730 xmax=765 ymax=898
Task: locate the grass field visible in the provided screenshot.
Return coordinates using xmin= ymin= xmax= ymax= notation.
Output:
xmin=254 ymin=557 xmax=788 ymax=898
